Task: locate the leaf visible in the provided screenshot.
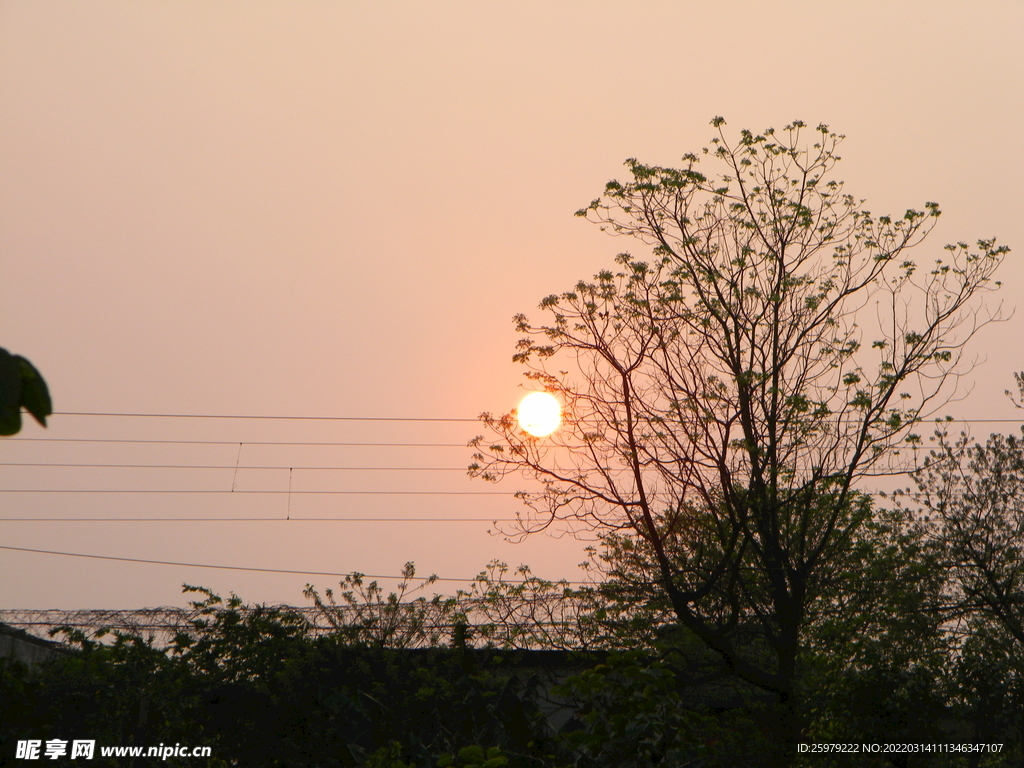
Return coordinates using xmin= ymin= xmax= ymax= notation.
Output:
xmin=0 ymin=348 xmax=23 ymax=435
xmin=0 ymin=347 xmax=52 ymax=434
xmin=16 ymin=354 xmax=52 ymax=426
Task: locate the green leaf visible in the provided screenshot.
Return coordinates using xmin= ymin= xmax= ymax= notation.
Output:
xmin=458 ymin=746 xmax=484 ymax=763
xmin=0 ymin=348 xmax=23 ymax=435
xmin=15 ymin=354 xmax=51 ymax=427
xmin=0 ymin=347 xmax=52 ymax=435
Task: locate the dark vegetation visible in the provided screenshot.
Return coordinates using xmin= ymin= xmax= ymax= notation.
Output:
xmin=3 ymin=545 xmax=1024 ymax=768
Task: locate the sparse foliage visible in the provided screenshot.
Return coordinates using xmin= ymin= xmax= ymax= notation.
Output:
xmin=915 ymin=374 xmax=1024 ymax=648
xmin=471 ymin=118 xmax=1006 ymax=763
xmin=304 ymin=563 xmax=453 ymax=649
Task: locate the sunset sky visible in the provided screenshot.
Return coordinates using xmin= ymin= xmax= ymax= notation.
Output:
xmin=2 ymin=1 xmax=1023 ymax=610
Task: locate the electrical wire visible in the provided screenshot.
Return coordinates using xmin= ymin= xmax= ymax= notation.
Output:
xmin=14 ymin=412 xmax=997 ymax=591
xmin=0 ymin=489 xmax=513 ymax=495
xmin=11 ymin=438 xmax=470 ymax=447
xmin=0 ymin=545 xmax=585 ymax=583
xmin=0 ymin=488 xmax=986 ymax=524
xmin=53 ymin=412 xmax=477 ymax=422
xmin=0 ymin=544 xmax=472 ymax=580
xmin=0 ymin=517 xmax=517 ymax=522
xmin=48 ymin=411 xmax=1023 ymax=424
xmin=0 ymin=463 xmax=471 ymax=470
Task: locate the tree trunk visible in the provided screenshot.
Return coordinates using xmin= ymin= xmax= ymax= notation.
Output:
xmin=773 ymin=691 xmax=800 ymax=768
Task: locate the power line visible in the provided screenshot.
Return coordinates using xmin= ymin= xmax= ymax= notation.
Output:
xmin=0 ymin=545 xmax=583 ymax=583
xmin=0 ymin=544 xmax=467 ymax=580
xmin=0 ymin=491 xmax=975 ymax=502
xmin=54 ymin=412 xmax=477 ymax=422
xmin=0 ymin=517 xmax=517 ymax=522
xmin=0 ymin=463 xmax=470 ymax=471
xmin=0 ymin=489 xmax=513 ymax=495
xmin=0 ymin=462 xmax=620 ymax=474
xmin=0 ymin=491 xmax=989 ymax=521
xmin=11 ymin=438 xmax=470 ymax=447
xmin=48 ymin=411 xmax=1024 ymax=423
xmin=48 ymin=411 xmax=1024 ymax=424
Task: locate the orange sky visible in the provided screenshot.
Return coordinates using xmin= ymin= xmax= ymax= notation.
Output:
xmin=2 ymin=1 xmax=1023 ymax=609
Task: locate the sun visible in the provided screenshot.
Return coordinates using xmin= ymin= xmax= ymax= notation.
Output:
xmin=517 ymin=391 xmax=561 ymax=437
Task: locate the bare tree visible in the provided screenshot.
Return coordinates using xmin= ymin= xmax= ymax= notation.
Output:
xmin=470 ymin=119 xmax=1006 ymax=763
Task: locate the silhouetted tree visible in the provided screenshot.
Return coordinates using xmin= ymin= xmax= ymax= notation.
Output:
xmin=471 ymin=118 xmax=1007 ymax=765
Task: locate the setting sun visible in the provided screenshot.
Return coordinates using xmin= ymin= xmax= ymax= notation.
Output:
xmin=517 ymin=391 xmax=561 ymax=437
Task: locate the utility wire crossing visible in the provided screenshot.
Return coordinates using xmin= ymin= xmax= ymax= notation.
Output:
xmin=7 ymin=410 xmax=1018 ymax=584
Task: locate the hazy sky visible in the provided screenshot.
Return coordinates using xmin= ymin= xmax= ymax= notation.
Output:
xmin=2 ymin=1 xmax=1023 ymax=610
